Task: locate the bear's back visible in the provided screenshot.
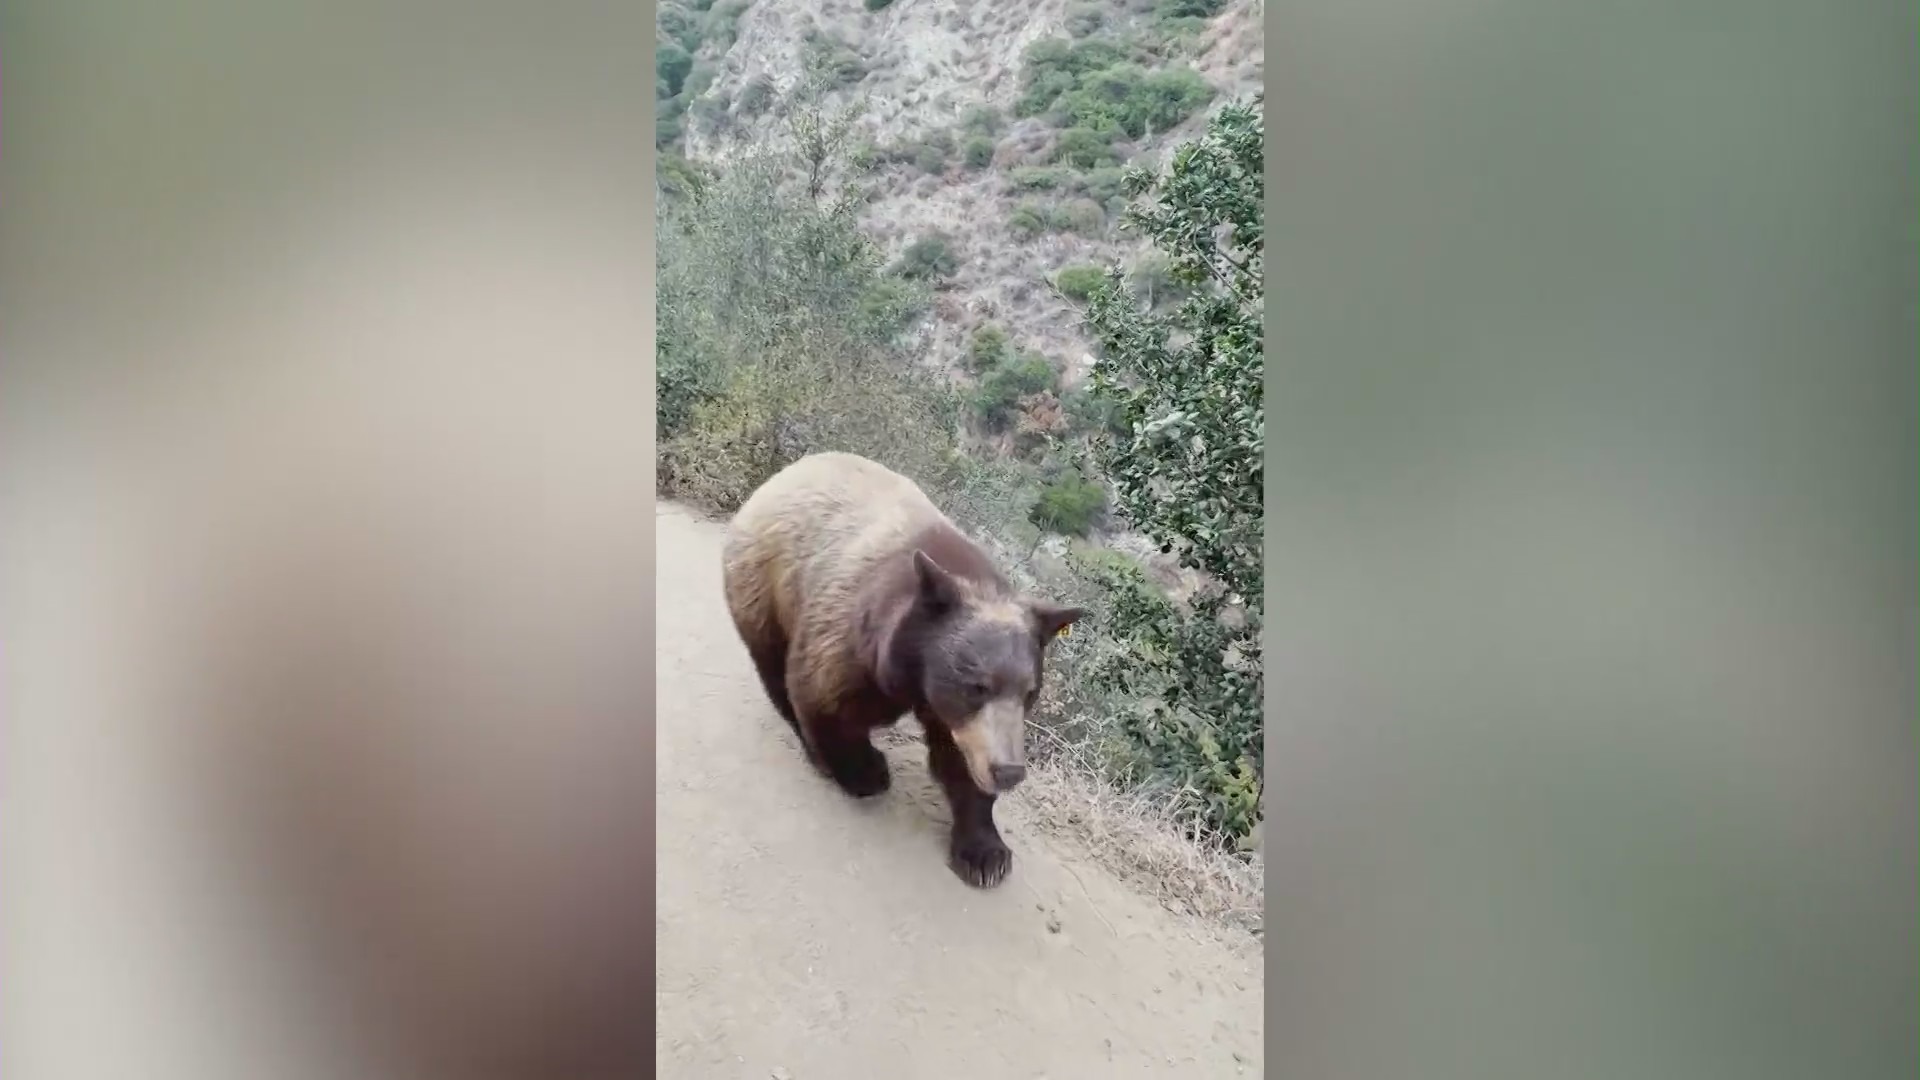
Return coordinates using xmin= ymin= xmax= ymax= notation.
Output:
xmin=723 ymin=453 xmax=947 ymax=638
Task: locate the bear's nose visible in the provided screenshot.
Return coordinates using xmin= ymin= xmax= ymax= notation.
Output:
xmin=990 ymin=764 xmax=1027 ymax=792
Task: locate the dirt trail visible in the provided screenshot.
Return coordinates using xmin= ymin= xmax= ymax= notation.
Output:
xmin=654 ymin=503 xmax=1264 ymax=1079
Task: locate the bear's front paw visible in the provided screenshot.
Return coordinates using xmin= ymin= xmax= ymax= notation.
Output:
xmin=823 ymin=740 xmax=891 ymax=798
xmin=949 ymin=830 xmax=1013 ymax=889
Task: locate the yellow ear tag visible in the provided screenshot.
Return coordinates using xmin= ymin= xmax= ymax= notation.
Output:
xmin=1057 ymin=623 xmax=1072 ymax=639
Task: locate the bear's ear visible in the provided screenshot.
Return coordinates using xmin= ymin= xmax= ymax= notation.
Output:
xmin=1029 ymin=600 xmax=1086 ymax=645
xmin=911 ymin=549 xmax=964 ymax=612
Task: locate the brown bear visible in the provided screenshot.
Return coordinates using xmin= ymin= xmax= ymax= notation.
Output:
xmin=722 ymin=452 xmax=1085 ymax=888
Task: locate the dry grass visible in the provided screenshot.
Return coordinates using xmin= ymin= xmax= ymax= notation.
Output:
xmin=874 ymin=723 xmax=1265 ymax=947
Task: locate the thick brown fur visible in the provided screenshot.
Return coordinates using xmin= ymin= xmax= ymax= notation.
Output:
xmin=721 ymin=452 xmax=1084 ymax=888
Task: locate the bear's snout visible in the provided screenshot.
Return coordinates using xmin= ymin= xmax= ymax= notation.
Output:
xmin=989 ymin=763 xmax=1027 ymax=792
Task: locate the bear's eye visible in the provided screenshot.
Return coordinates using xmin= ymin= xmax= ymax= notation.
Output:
xmin=962 ymin=679 xmax=992 ymax=700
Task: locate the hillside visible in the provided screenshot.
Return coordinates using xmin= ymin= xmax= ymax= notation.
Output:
xmin=658 ymin=0 xmax=1262 ymax=389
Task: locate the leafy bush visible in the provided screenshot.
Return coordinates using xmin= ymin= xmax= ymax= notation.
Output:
xmin=1007 ymin=203 xmax=1048 ymax=238
xmin=884 ymin=129 xmax=954 ymax=173
xmin=962 ymin=134 xmax=996 ymax=169
xmin=656 ymin=152 xmax=712 ymax=200
xmin=891 ymin=233 xmax=959 ymax=281
xmin=960 ymin=105 xmax=1003 ymax=136
xmin=657 ymin=127 xmax=952 ymax=510
xmin=865 ymin=0 xmax=896 ymax=9
xmin=1054 ymin=264 xmax=1109 ymax=301
xmin=656 ymin=111 xmax=685 ymax=148
xmin=971 ymin=351 xmax=1057 ymax=430
xmin=1127 ymin=251 xmax=1193 ymax=308
xmin=737 ymin=75 xmax=776 ymax=117
xmin=967 ymin=324 xmax=1013 ymax=372
xmin=1009 ymin=199 xmax=1104 ymax=238
xmin=1052 ymin=125 xmax=1119 ymax=168
xmin=657 ymin=4 xmax=705 ymax=53
xmin=683 ymin=61 xmax=718 ymax=100
xmin=1015 ymin=38 xmax=1132 ymax=118
xmin=657 ymin=42 xmax=694 ymax=97
xmin=914 ymin=141 xmax=949 ymax=174
xmin=1155 ymin=0 xmax=1224 ymax=17
xmin=704 ymin=0 xmax=752 ymax=49
xmin=1062 ymin=384 xmax=1128 ymax=437
xmin=1079 ymin=166 xmax=1129 ymax=203
xmin=802 ymin=28 xmax=868 ymax=89
xmin=1058 ymin=64 xmax=1212 ymax=139
xmin=1030 ymin=473 xmax=1107 ymax=535
xmin=1009 ymin=165 xmax=1075 ymax=190
xmin=1013 ymin=38 xmax=1214 ymax=138
xmin=1065 ymin=2 xmax=1106 ymax=37
xmin=1078 ymin=100 xmax=1265 ymax=842
xmin=1061 ymin=197 xmax=1106 ymax=234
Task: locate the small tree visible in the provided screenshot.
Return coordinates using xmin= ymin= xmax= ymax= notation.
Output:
xmin=786 ymin=58 xmax=864 ymax=201
xmin=1080 ymin=100 xmax=1264 ymax=842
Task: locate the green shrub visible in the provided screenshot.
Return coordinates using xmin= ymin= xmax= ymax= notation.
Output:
xmin=657 ymin=42 xmax=694 ymax=97
xmin=885 ymin=129 xmax=954 ymax=173
xmin=1015 ymin=38 xmax=1132 ymax=118
xmin=1009 ymin=165 xmax=1074 ymax=190
xmin=847 ymin=138 xmax=880 ymax=171
xmin=704 ymin=0 xmax=751 ymax=49
xmin=1052 ymin=125 xmax=1118 ymax=168
xmin=689 ymin=92 xmax=732 ymax=131
xmin=1062 ymin=384 xmax=1128 ymax=437
xmin=1059 ymin=64 xmax=1213 ymax=138
xmin=1155 ymin=0 xmax=1224 ymax=17
xmin=657 ymin=123 xmax=953 ymax=512
xmin=1065 ymin=2 xmax=1106 ymax=37
xmin=972 ymin=351 xmax=1057 ymax=429
xmin=914 ymin=141 xmax=949 ymax=173
xmin=856 ymin=276 xmax=928 ymax=341
xmin=656 ymin=111 xmax=685 ymax=148
xmin=892 ymin=233 xmax=959 ymax=281
xmin=737 ymin=75 xmax=776 ymax=117
xmin=803 ymin=29 xmax=868 ymax=89
xmin=1079 ymin=166 xmax=1128 ymax=203
xmin=1013 ymin=37 xmax=1215 ymax=138
xmin=1127 ymin=251 xmax=1193 ymax=308
xmin=1010 ymin=199 xmax=1104 ymax=238
xmin=962 ymin=134 xmax=996 ymax=169
xmin=683 ymin=61 xmax=718 ymax=100
xmin=657 ymin=152 xmax=711 ymax=200
xmin=1054 ymin=263 xmax=1109 ymax=301
xmin=657 ymin=4 xmax=706 ymax=53
xmin=1007 ymin=201 xmax=1048 ymax=238
xmin=1080 ymin=101 xmax=1266 ymax=843
xmin=960 ymin=105 xmax=1003 ymax=136
xmin=865 ymin=0 xmax=896 ymax=9
xmin=1029 ymin=473 xmax=1108 ymax=536
xmin=1061 ymin=197 xmax=1106 ymax=235
xmin=967 ymin=324 xmax=1012 ymax=371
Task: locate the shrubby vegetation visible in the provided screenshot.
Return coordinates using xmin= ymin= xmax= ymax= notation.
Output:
xmin=1054 ymin=264 xmax=1109 ymax=301
xmin=1008 ymin=198 xmax=1105 ymax=239
xmin=655 ymin=0 xmax=754 ymax=148
xmin=1014 ymin=37 xmax=1213 ymax=139
xmin=891 ymin=232 xmax=959 ymax=282
xmin=1079 ymin=100 xmax=1265 ymax=839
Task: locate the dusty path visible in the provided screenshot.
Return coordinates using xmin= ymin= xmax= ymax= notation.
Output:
xmin=654 ymin=503 xmax=1264 ymax=1079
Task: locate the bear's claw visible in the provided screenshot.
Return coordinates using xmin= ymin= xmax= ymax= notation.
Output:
xmin=950 ymin=832 xmax=1013 ymax=888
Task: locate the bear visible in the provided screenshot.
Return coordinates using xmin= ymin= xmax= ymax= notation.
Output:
xmin=721 ymin=452 xmax=1085 ymax=888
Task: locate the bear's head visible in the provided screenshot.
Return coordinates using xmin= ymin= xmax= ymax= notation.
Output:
xmin=872 ymin=549 xmax=1084 ymax=795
